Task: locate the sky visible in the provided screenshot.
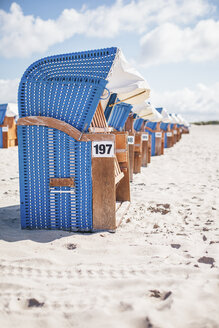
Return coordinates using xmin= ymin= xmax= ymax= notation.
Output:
xmin=0 ymin=0 xmax=219 ymax=122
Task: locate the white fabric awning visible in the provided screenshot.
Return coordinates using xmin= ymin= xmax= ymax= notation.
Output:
xmin=158 ymin=107 xmax=172 ymax=123
xmin=169 ymin=113 xmax=180 ymax=124
xmin=105 ymin=49 xmax=150 ymax=105
xmin=132 ymin=102 xmax=162 ymax=121
xmin=176 ymin=114 xmax=188 ymax=126
xmin=5 ymin=103 xmax=18 ymax=117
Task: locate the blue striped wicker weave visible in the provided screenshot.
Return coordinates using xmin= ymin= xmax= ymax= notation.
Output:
xmin=134 ymin=118 xmax=144 ymax=132
xmin=104 ymin=93 xmax=118 ymax=121
xmin=18 ymin=48 xmax=117 ymax=231
xmin=107 ymin=102 xmax=132 ymax=131
xmin=18 ymin=126 xmax=93 ymax=230
xmin=170 ymin=123 xmax=175 ymax=129
xmin=160 ymin=122 xmax=169 ymax=148
xmin=145 ymin=122 xmax=158 ymax=156
xmin=0 ymin=104 xmax=7 ymax=125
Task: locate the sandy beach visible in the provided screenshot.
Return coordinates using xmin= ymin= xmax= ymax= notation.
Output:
xmin=0 ymin=125 xmax=219 ymax=328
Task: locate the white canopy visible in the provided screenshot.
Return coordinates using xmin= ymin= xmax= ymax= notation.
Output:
xmin=183 ymin=119 xmax=190 ymax=127
xmin=101 ymin=48 xmax=150 ymax=109
xmin=158 ymin=107 xmax=172 ymax=123
xmin=132 ymin=102 xmax=162 ymax=122
xmin=169 ymin=113 xmax=180 ymax=124
xmin=175 ymin=114 xmax=184 ymax=125
xmin=5 ymin=103 xmax=18 ymax=117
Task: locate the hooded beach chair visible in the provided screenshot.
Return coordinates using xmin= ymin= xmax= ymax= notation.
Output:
xmin=104 ymin=95 xmax=133 ymax=193
xmin=176 ymin=114 xmax=188 ymax=140
xmin=143 ymin=106 xmax=163 ymax=156
xmin=133 ymin=117 xmax=150 ymax=168
xmin=145 ymin=121 xmax=164 ymax=156
xmin=132 ymin=102 xmax=165 ymax=166
xmin=0 ymin=103 xmax=18 ymax=148
xmin=156 ymin=107 xmax=173 ymax=148
xmin=17 ymin=47 xmax=150 ymax=232
xmin=160 ymin=122 xmax=173 ymax=148
xmin=169 ymin=114 xmax=180 ymax=145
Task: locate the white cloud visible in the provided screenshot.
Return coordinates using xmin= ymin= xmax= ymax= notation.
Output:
xmin=0 ymin=78 xmax=19 ymax=103
xmin=0 ymin=0 xmax=214 ymax=58
xmin=151 ymin=82 xmax=219 ymax=122
xmin=140 ymin=19 xmax=219 ymax=66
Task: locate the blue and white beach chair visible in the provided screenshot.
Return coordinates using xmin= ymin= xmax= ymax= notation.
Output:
xmin=17 ymin=48 xmax=131 ymax=232
xmin=0 ymin=103 xmax=18 ymax=148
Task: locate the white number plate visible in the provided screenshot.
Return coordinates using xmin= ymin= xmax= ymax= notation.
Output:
xmin=2 ymin=126 xmax=8 ymax=132
xmin=92 ymin=141 xmax=114 ymax=157
xmin=128 ymin=136 xmax=135 ymax=144
xmin=173 ymin=130 xmax=177 ymax=135
xmin=155 ymin=132 xmax=162 ymax=138
xmin=142 ymin=134 xmax=149 ymax=141
xmin=166 ymin=132 xmax=172 ymax=137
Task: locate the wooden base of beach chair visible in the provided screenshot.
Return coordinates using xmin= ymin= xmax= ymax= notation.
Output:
xmin=134 ymin=133 xmax=142 ymax=174
xmin=155 ymin=137 xmax=162 ymax=156
xmin=161 ymin=133 xmax=164 ymax=155
xmin=153 ymin=131 xmax=163 ymax=156
xmin=92 ymin=201 xmax=130 ymax=232
xmin=148 ymin=135 xmax=151 ymax=163
xmin=177 ymin=129 xmax=182 ymax=142
xmin=91 ymin=156 xmax=130 ymax=231
xmin=115 ymin=132 xmax=131 ymax=202
xmin=91 ymin=131 xmax=130 ymax=231
xmin=167 ymin=135 xmax=173 ymax=148
xmin=128 ymin=141 xmax=134 ymax=181
xmin=1 ymin=116 xmax=18 ymax=148
xmin=92 ymin=156 xmax=116 ymax=231
xmin=142 ymin=140 xmax=149 ymax=167
xmin=172 ymin=130 xmax=177 ymax=145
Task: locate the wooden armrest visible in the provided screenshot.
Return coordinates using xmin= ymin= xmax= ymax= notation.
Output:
xmin=17 ymin=116 xmax=115 ymax=142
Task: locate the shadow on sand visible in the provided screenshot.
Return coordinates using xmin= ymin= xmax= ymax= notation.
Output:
xmin=0 ymin=205 xmax=92 ymax=243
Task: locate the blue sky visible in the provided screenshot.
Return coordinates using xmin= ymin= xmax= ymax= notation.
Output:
xmin=0 ymin=0 xmax=219 ymax=121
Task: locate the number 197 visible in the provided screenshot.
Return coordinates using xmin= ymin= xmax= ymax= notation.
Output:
xmin=94 ymin=144 xmax=112 ymax=155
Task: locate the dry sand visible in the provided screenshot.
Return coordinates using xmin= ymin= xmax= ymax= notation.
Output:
xmin=0 ymin=125 xmax=219 ymax=328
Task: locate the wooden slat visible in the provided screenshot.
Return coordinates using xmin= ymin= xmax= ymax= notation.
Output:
xmin=155 ymin=137 xmax=162 ymax=156
xmin=17 ymin=116 xmax=90 ymax=141
xmin=134 ymin=152 xmax=142 ymax=174
xmin=2 ymin=131 xmax=9 ymax=148
xmin=128 ymin=143 xmax=134 ymax=181
xmin=92 ymin=157 xmax=116 ymax=231
xmin=116 ymin=152 xmax=128 ymax=163
xmin=91 ymin=102 xmax=108 ymax=128
xmin=115 ymin=133 xmax=127 ymax=150
xmin=125 ymin=116 xmax=134 ymax=133
xmin=86 ymin=134 xmax=115 ymax=141
xmin=50 ymin=178 xmax=74 ymax=187
xmin=89 ymin=127 xmax=112 ymax=133
xmin=148 ymin=135 xmax=151 ymax=163
xmin=141 ymin=140 xmax=148 ymax=167
xmin=17 ymin=116 xmax=115 ymax=142
xmin=99 ymin=102 xmax=108 ymax=127
xmin=134 ymin=133 xmax=142 ymax=173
